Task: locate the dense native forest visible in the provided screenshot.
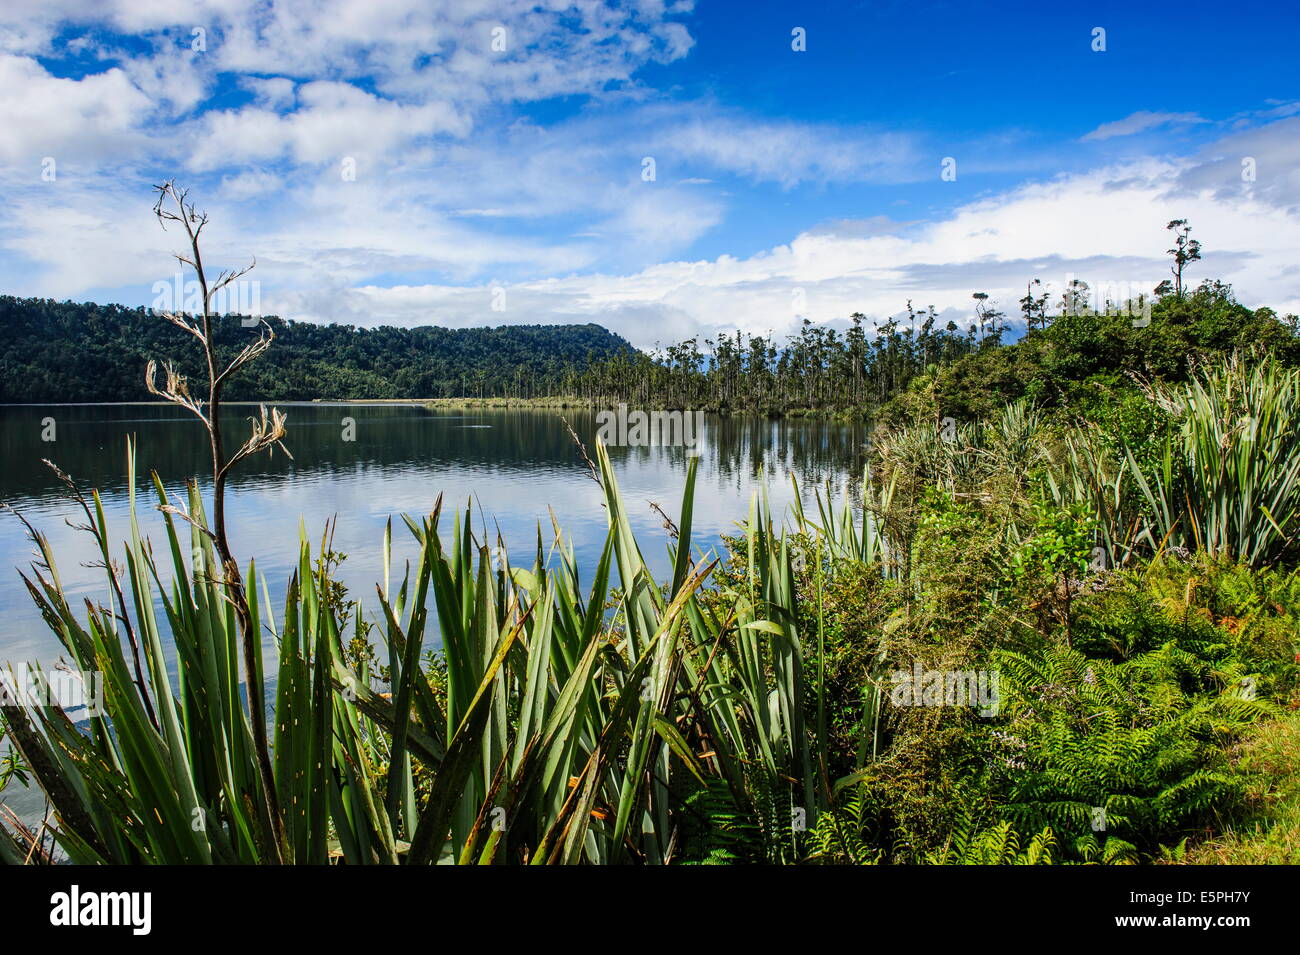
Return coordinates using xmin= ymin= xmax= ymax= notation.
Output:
xmin=4 ymin=209 xmax=1300 ymax=866
xmin=3 ymin=278 xmax=1296 ymax=415
xmin=0 ymin=296 xmax=634 ymax=403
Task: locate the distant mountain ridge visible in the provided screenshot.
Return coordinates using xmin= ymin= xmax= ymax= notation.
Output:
xmin=0 ymin=296 xmax=635 ymax=402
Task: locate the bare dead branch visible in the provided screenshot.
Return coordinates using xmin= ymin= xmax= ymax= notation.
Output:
xmin=144 ymin=360 xmax=210 ymax=427
xmin=212 ymin=328 xmax=275 ymax=390
xmin=209 ymin=258 xmax=257 ymax=296
xmin=648 ymin=501 xmax=680 ymax=540
xmin=560 ymin=416 xmax=601 ymax=486
xmin=151 ymin=308 xmax=206 ymax=342
xmin=220 ymin=404 xmax=293 ymax=480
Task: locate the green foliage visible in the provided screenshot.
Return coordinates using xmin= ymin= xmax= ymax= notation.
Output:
xmin=789 ymin=366 xmax=1300 ymax=864
xmin=677 ymin=780 xmax=762 ymax=864
xmin=0 ymin=726 xmax=26 ymax=792
xmin=0 ymin=295 xmax=633 ymax=402
xmin=918 ymin=281 xmax=1299 ymax=422
xmin=1010 ymin=501 xmax=1096 ymax=581
xmin=926 ymin=814 xmax=1060 ymax=865
xmin=993 ymin=643 xmax=1268 ymax=857
xmin=0 ymin=438 xmax=832 ymax=864
xmin=1186 ymin=711 xmax=1300 ymax=864
xmin=1128 ymin=350 xmax=1300 ymax=566
xmin=6 ymin=267 xmax=1296 ymax=418
xmin=6 ymin=291 xmax=1300 ymax=864
xmin=806 ymin=789 xmax=881 ymax=864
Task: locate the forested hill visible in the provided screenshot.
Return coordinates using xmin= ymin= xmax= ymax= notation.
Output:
xmin=0 ymin=296 xmax=635 ymax=402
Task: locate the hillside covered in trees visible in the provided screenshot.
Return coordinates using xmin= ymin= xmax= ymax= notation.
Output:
xmin=0 ymin=296 xmax=634 ymax=402
xmin=3 ymin=274 xmax=1296 ymax=415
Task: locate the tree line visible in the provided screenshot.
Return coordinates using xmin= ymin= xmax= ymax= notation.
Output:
xmin=0 ymin=296 xmax=634 ymax=402
xmin=4 ymin=216 xmax=1295 ymax=411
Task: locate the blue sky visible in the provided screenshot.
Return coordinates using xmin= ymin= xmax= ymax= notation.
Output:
xmin=1 ymin=0 xmax=1298 ymax=347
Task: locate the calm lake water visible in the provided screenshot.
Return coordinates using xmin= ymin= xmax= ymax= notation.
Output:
xmin=0 ymin=402 xmax=869 ymax=826
xmin=0 ymin=403 xmax=871 ymax=669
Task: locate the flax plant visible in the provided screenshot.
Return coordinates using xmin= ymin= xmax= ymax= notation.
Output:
xmin=2 ymin=435 xmax=843 ymax=863
xmin=0 ymin=176 xmax=842 ymax=861
xmin=1056 ymin=351 xmax=1300 ymax=569
xmin=144 ymin=181 xmax=289 ymax=856
xmin=1130 ymin=351 xmax=1300 ymax=566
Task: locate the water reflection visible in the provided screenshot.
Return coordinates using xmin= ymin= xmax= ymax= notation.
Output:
xmin=0 ymin=403 xmax=870 ymax=666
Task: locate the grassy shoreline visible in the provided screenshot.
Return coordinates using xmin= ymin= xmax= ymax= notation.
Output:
xmin=413 ymin=396 xmax=874 ymax=418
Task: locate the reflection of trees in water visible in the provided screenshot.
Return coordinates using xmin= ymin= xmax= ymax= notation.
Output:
xmin=703 ymin=414 xmax=872 ymax=498
xmin=0 ymin=405 xmax=586 ymax=499
xmin=0 ymin=405 xmax=871 ymax=504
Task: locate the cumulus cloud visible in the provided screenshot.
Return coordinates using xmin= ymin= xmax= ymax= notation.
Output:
xmin=0 ymin=0 xmax=697 ymax=171
xmin=264 ymin=130 xmax=1300 ymax=348
xmin=0 ymin=54 xmax=153 ymax=164
xmin=1 ymin=0 xmax=1297 ymax=358
xmin=1174 ymin=116 xmax=1300 ymax=210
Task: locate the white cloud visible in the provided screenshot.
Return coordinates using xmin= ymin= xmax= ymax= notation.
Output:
xmin=1 ymin=1 xmax=1297 ymax=358
xmin=1082 ymin=110 xmax=1209 ymax=142
xmin=189 ymin=82 xmax=472 ymax=168
xmin=0 ymin=0 xmax=697 ymax=173
xmin=0 ymin=54 xmax=153 ymax=164
xmin=0 ymin=181 xmax=176 ymax=293
xmin=8 ymin=122 xmax=1300 ymax=350
xmin=270 ymin=134 xmax=1300 ymax=348
xmin=1175 ymin=116 xmax=1300 ymax=210
xmin=660 ymin=114 xmax=920 ymax=187
xmin=241 ymin=75 xmax=297 ymax=111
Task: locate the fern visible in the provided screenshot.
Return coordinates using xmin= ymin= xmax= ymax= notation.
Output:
xmin=927 ymin=807 xmax=1059 ymax=865
xmin=678 ymin=780 xmax=763 ymax=865
xmin=805 ymin=789 xmax=881 ymax=864
xmin=992 ymin=643 xmax=1268 ymax=857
